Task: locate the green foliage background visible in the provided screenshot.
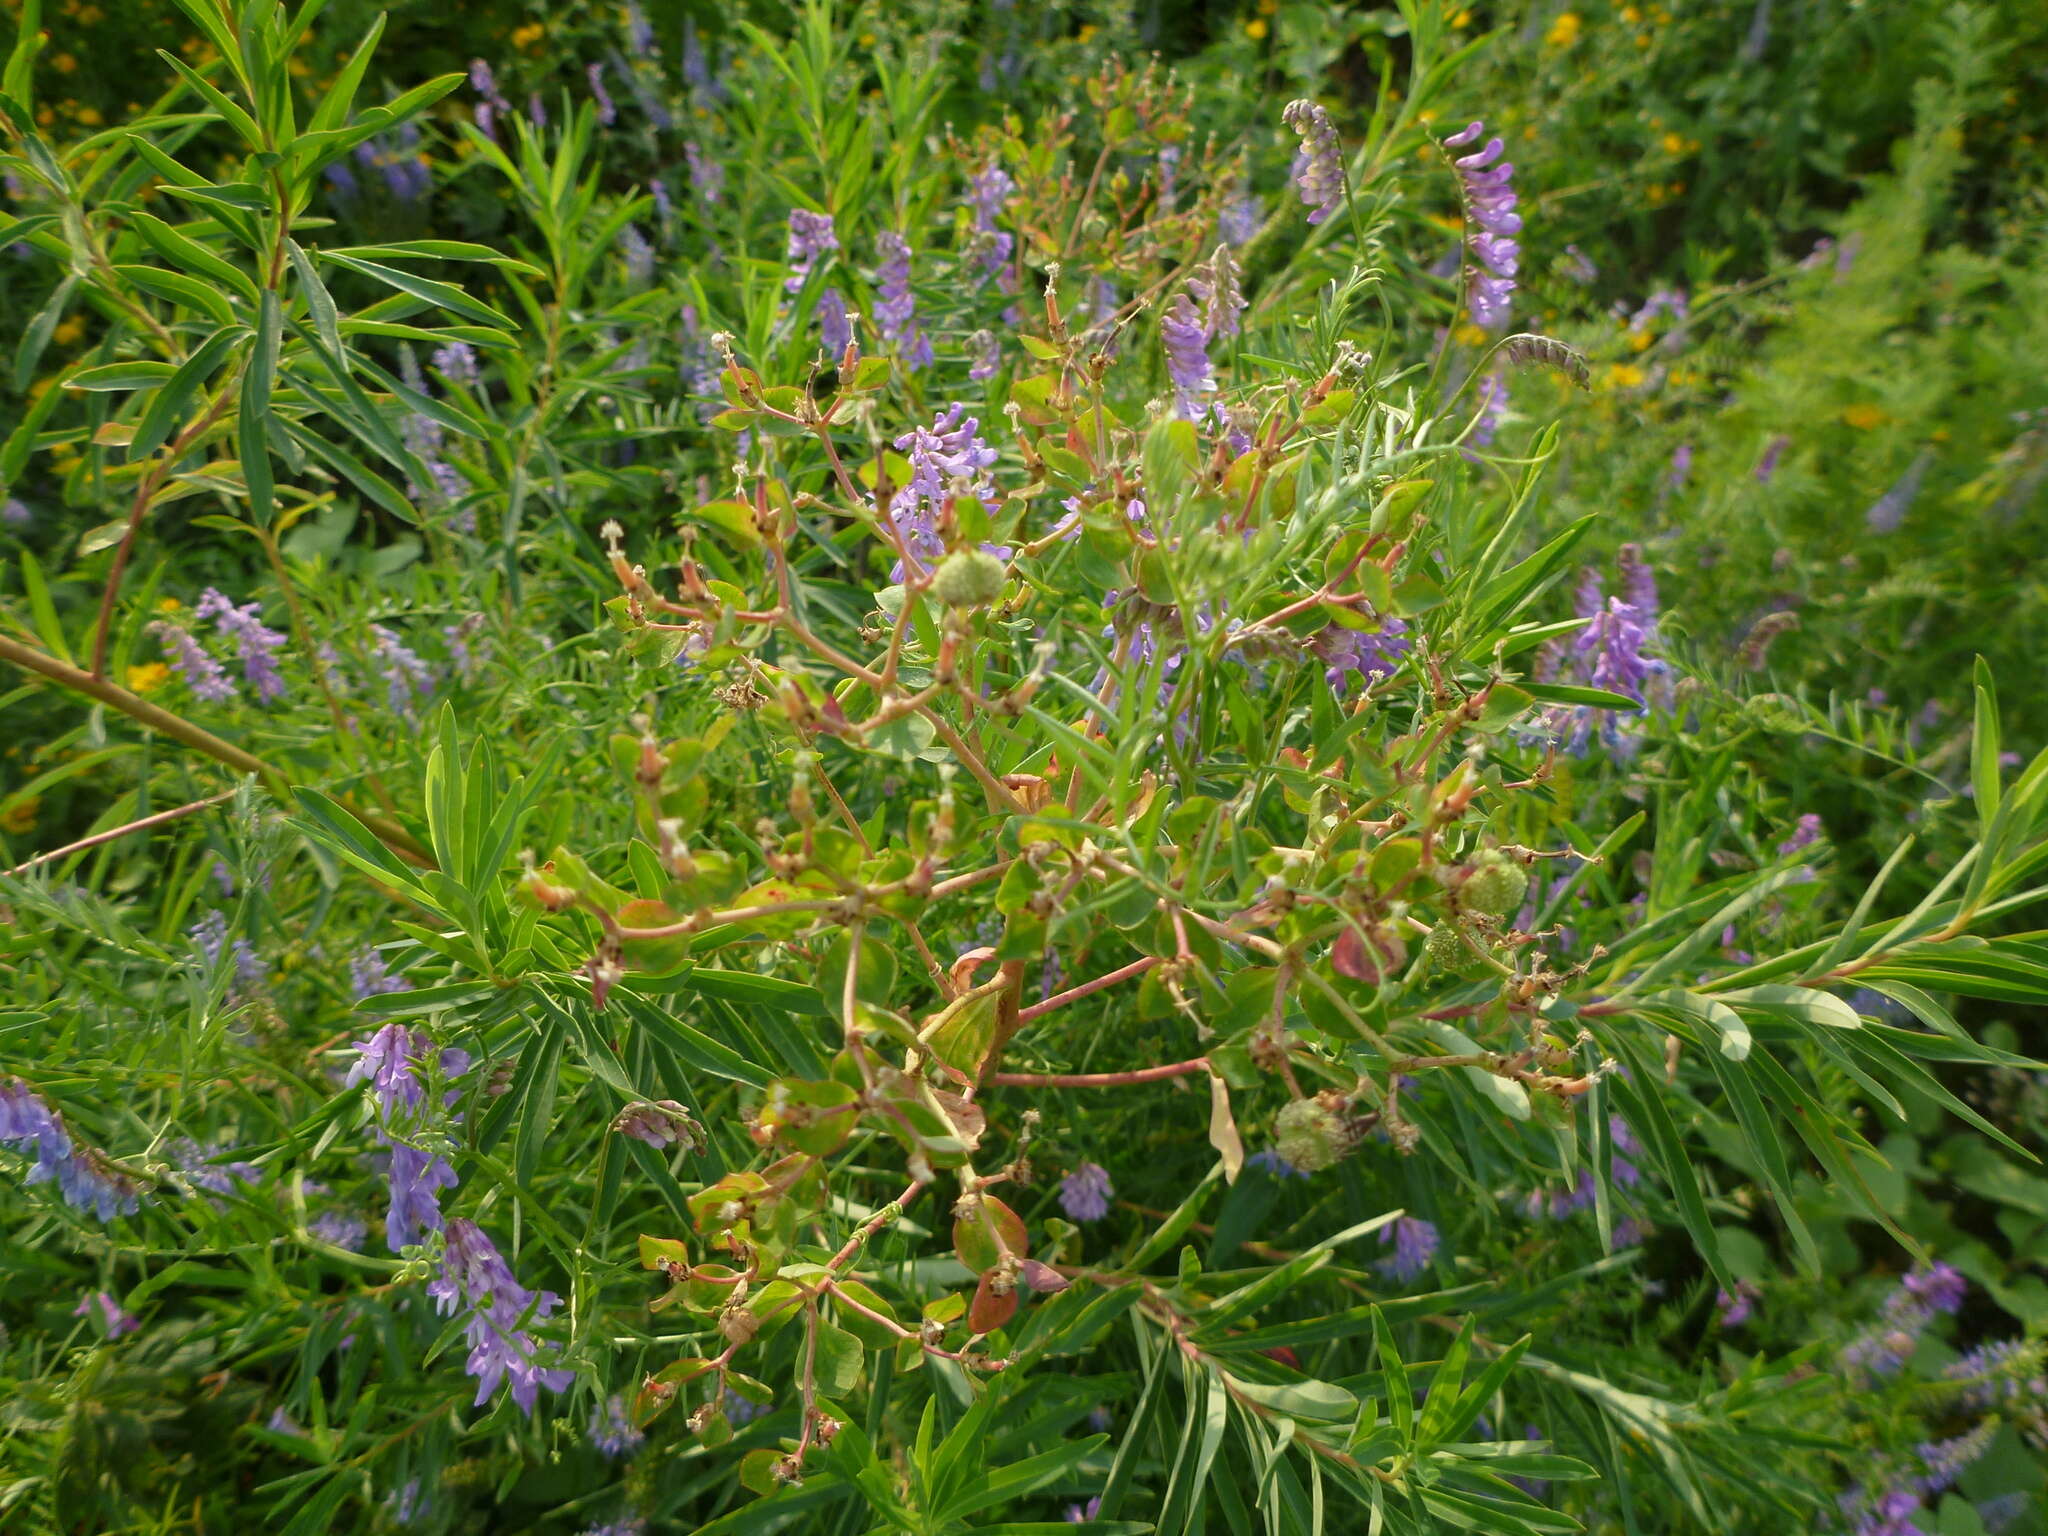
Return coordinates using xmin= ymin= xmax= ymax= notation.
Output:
xmin=2 ymin=2 xmax=2046 ymax=1534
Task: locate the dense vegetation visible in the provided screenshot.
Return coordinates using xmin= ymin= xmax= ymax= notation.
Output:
xmin=3 ymin=1 xmax=2046 ymax=1533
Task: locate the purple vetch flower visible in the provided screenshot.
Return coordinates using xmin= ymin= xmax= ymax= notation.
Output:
xmin=885 ymin=403 xmax=1004 ymax=579
xmin=310 ymin=1209 xmax=369 ymax=1252
xmin=384 ymin=1141 xmax=459 ymax=1251
xmin=817 ymin=287 xmax=852 ymax=357
xmin=625 ymin=1 xmax=656 ymax=56
xmin=1755 ymin=435 xmax=1790 ymax=482
xmin=368 ymin=625 xmax=435 ymax=715
xmin=323 ymin=162 xmax=358 ymax=201
xmin=346 ymin=1024 xmax=471 ymax=1122
xmin=1219 ymin=188 xmax=1261 ymax=246
xmin=1282 ymin=100 xmax=1344 ymax=225
xmin=1161 ymin=291 xmax=1213 ymax=421
xmin=619 ymin=224 xmax=655 ymax=286
xmin=1444 ymin=121 xmax=1520 ymax=329
xmin=1059 ymin=1162 xmax=1113 ymax=1223
xmin=1 ymin=497 xmax=29 ymax=526
xmin=469 ymin=59 xmax=512 ymax=139
xmin=74 ymin=1290 xmax=140 ymax=1338
xmin=1777 ymin=814 xmax=1823 ymax=854
xmin=190 ymin=909 xmax=263 ymax=990
xmin=1716 ymin=1279 xmax=1760 ymax=1327
xmin=1065 ymin=1498 xmax=1103 ymax=1523
xmin=589 ymin=1394 xmax=645 ymax=1458
xmin=724 ymin=1387 xmax=770 ymax=1425
xmin=649 ymin=177 xmax=673 ymax=224
xmin=0 ymin=1076 xmax=146 ymax=1220
xmin=432 ymin=340 xmax=479 ymax=387
xmin=784 ymin=209 xmax=839 ymax=293
xmin=1247 ymin=1147 xmax=1310 ymax=1179
xmin=587 ymin=62 xmax=616 ymax=126
xmin=1376 ymin=1216 xmax=1439 ymax=1283
xmin=1630 ymin=289 xmax=1689 ymax=332
xmin=1467 ymin=366 xmax=1508 ymax=454
xmin=196 ymin=589 xmax=288 ymax=702
xmin=1917 ymin=1423 xmax=1995 ymax=1495
xmin=1155 ymin=143 xmax=1181 ymax=211
xmin=1315 ymin=618 xmax=1412 ymax=693
xmin=680 ymin=18 xmax=721 ymax=101
xmin=171 ymin=1136 xmax=262 ymax=1196
xmin=967 ymin=163 xmax=1015 ymax=275
xmin=1191 ymin=245 xmax=1247 ymax=342
xmin=684 ymin=141 xmax=723 ymax=204
xmin=427 ymin=1219 xmax=574 ymax=1412
xmin=1668 ymin=442 xmax=1694 ymax=492
xmin=874 ymin=233 xmax=932 ymax=369
xmin=1562 ymin=244 xmax=1598 ymax=283
xmin=968 ymin=329 xmax=1001 ymax=382
xmin=527 ymin=92 xmax=547 ymax=129
xmin=350 ymin=946 xmax=410 ymax=1002
xmin=1944 ymin=1339 xmax=2040 ymax=1411
xmin=1866 ymin=450 xmax=1933 ymax=533
xmin=151 ymin=621 xmax=236 ymax=702
xmin=609 ymin=1100 xmax=704 ymax=1152
xmin=1901 ymin=1261 xmax=1967 ymax=1316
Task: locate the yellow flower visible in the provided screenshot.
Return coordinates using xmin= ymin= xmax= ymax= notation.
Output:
xmin=1078 ymin=22 xmax=1098 ymax=40
xmin=0 ymin=797 xmax=39 ymax=835
xmin=1259 ymin=0 xmax=1278 ymax=11
xmin=1630 ymin=329 xmax=1654 ymax=353
xmin=1843 ymin=404 xmax=1886 ymax=430
xmin=76 ymin=106 xmax=102 ymax=126
xmin=1661 ymin=132 xmax=1685 ymax=155
xmin=1245 ymin=17 xmax=1268 ymax=38
xmin=53 ymin=317 xmax=85 ymax=346
xmin=1545 ymin=12 xmax=1582 ymax=47
xmin=52 ymin=52 xmax=78 ymax=73
xmin=126 ymin=662 xmax=171 ymax=694
xmin=1605 ymin=363 xmax=1647 ymax=390
xmin=1448 ymin=7 xmax=1470 ymax=24
xmin=1454 ymin=323 xmax=1490 ymax=348
xmin=1621 ymin=4 xmax=1641 ymax=19
xmin=510 ymin=22 xmax=544 ymax=49
xmin=157 ymin=596 xmax=183 ymax=614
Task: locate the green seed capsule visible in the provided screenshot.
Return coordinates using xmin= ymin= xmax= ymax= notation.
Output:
xmin=1460 ymin=852 xmax=1528 ymax=919
xmin=930 ymin=549 xmax=1007 ymax=607
xmin=1425 ymin=921 xmax=1493 ymax=978
xmin=1274 ymin=1097 xmax=1348 ymax=1173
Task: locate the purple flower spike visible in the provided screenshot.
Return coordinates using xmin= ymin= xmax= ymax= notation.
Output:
xmin=1375 ymin=1216 xmax=1439 ymax=1284
xmin=874 ymin=233 xmax=932 ymax=370
xmin=1060 ymin=1162 xmax=1113 ymax=1223
xmin=785 ymin=209 xmax=839 ymax=293
xmin=196 ymin=589 xmax=288 ymax=703
xmin=428 ymin=1219 xmax=574 ymax=1413
xmin=151 ymin=621 xmax=236 ymax=703
xmin=1282 ymin=100 xmax=1344 ymax=225
xmin=1161 ymin=291 xmax=1213 ymax=421
xmin=75 ymin=1290 xmax=140 ymax=1338
xmin=1445 ymin=120 xmax=1521 ymax=329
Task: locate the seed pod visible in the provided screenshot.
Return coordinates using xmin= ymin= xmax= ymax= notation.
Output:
xmin=1458 ymin=851 xmax=1528 ymax=919
xmin=1425 ymin=921 xmax=1493 ymax=978
xmin=930 ymin=549 xmax=1006 ymax=607
xmin=1274 ymin=1097 xmax=1349 ymax=1173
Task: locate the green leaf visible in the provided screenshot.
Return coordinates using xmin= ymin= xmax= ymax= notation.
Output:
xmin=129 ymin=326 xmax=241 ymax=461
xmin=1972 ymin=657 xmax=2001 ymax=825
xmin=813 ymin=1321 xmax=864 ymax=1396
xmin=317 ymin=252 xmax=515 ymax=330
xmin=65 ymin=360 xmax=180 ymax=391
xmin=1716 ymin=983 xmax=1863 ymax=1031
xmin=112 ymin=263 xmax=240 ymax=326
xmin=130 ymin=210 xmax=261 ymax=305
xmin=241 ymin=290 xmax=281 ymax=526
xmin=12 ymin=272 xmax=77 ymax=393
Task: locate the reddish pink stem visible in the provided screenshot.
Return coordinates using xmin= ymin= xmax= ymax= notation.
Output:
xmin=1015 ymin=954 xmax=1162 ymax=1023
xmin=986 ymin=1055 xmax=1210 ymax=1089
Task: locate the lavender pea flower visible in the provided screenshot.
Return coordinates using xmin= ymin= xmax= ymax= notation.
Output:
xmin=1059 ymin=1162 xmax=1113 ymax=1223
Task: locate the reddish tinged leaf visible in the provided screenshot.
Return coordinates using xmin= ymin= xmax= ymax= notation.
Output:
xmin=1019 ymin=1258 xmax=1071 ymax=1293
xmin=952 ymin=1193 xmax=1026 ymax=1272
xmin=969 ymin=1268 xmax=1019 ymax=1334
